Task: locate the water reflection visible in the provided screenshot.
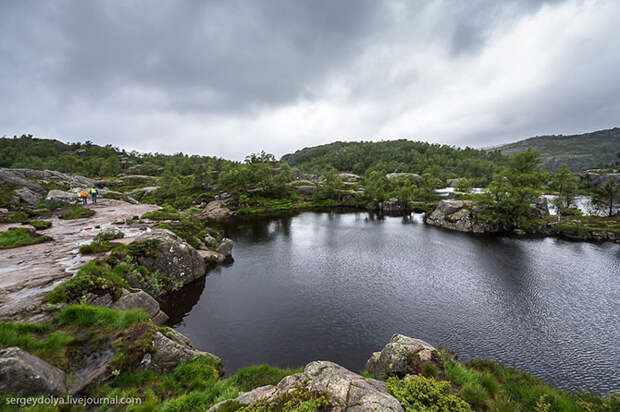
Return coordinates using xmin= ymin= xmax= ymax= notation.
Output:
xmin=168 ymin=212 xmax=620 ymax=393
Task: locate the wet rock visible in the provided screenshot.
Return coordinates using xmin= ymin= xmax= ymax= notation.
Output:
xmin=201 ymin=200 xmax=233 ymax=221
xmin=0 ymin=347 xmax=67 ymax=395
xmin=144 ymin=329 xmax=221 ymax=373
xmin=198 ymin=250 xmax=226 ymax=264
xmin=215 ymin=238 xmax=233 ymax=256
xmin=366 ymin=334 xmax=442 ymax=380
xmin=210 ymin=361 xmax=402 ymax=412
xmin=45 ymin=189 xmax=79 ymax=206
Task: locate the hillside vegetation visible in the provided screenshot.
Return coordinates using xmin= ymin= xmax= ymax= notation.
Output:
xmin=493 ymin=127 xmax=620 ymax=171
xmin=280 ymin=140 xmax=506 ymax=185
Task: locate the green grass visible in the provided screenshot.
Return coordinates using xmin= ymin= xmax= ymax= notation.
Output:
xmin=0 ymin=322 xmax=75 ymax=365
xmin=79 ymin=231 xmax=124 ymax=254
xmin=0 ymin=210 xmax=30 ymax=223
xmin=58 ymin=304 xmax=149 ymax=330
xmin=227 ymin=364 xmax=303 ymax=392
xmin=27 ymin=219 xmax=52 ymax=230
xmin=0 ymin=227 xmax=49 ymax=249
xmin=386 ymin=375 xmax=472 ymax=412
xmin=142 ymin=207 xmax=182 ymax=221
xmin=59 ymin=206 xmax=96 ymax=220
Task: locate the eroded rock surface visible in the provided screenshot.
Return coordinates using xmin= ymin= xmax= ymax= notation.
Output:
xmin=142 ymin=329 xmax=221 ymax=373
xmin=426 ymin=200 xmax=498 ymax=233
xmin=366 ymin=334 xmax=443 ymax=379
xmin=201 ymin=200 xmax=233 ymax=221
xmin=210 ymin=361 xmax=403 ymax=412
xmin=0 ymin=347 xmax=67 ymax=395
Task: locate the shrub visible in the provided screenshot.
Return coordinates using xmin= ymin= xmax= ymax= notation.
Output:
xmin=386 ymin=375 xmax=472 ymax=412
xmin=60 ymin=206 xmax=95 ymax=220
xmin=27 ymin=220 xmax=52 ymax=230
xmin=0 ymin=211 xmax=29 ymax=223
xmin=0 ymin=322 xmax=74 ymax=365
xmin=0 ymin=227 xmax=49 ymax=249
xmin=228 ymin=364 xmax=303 ymax=392
xmin=459 ymin=382 xmax=488 ymax=410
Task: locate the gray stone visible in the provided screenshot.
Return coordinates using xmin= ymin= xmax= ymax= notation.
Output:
xmin=209 ymin=361 xmax=402 ymax=412
xmin=216 ymin=238 xmax=233 ymax=256
xmin=201 ymin=200 xmax=233 ymax=221
xmin=426 ymin=200 xmax=498 ymax=233
xmin=45 ymin=189 xmax=79 ymax=206
xmin=0 ymin=347 xmax=67 ymax=395
xmin=145 ymin=329 xmax=221 ymax=373
xmin=12 ymin=187 xmax=42 ymax=205
xmin=293 ymin=185 xmax=315 ymax=195
xmin=366 ymin=334 xmax=442 ymax=380
xmin=128 ymin=229 xmax=207 ymax=297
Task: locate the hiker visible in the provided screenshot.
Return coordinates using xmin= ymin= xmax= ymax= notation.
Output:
xmin=80 ymin=190 xmax=88 ymax=205
xmin=90 ymin=187 xmax=99 ymax=204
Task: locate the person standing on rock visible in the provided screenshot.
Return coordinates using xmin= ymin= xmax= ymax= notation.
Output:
xmin=80 ymin=190 xmax=88 ymax=205
xmin=90 ymin=188 xmax=99 ymax=204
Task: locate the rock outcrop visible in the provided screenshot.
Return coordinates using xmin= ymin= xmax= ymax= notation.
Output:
xmin=142 ymin=329 xmax=221 ymax=373
xmin=201 ymin=200 xmax=233 ymax=221
xmin=581 ymin=170 xmax=620 ymax=188
xmin=529 ymin=196 xmax=550 ymax=218
xmin=426 ymin=200 xmax=498 ymax=233
xmin=128 ymin=229 xmax=207 ymax=298
xmin=45 ymin=189 xmax=79 ymax=206
xmin=366 ymin=334 xmax=443 ymax=379
xmin=209 ymin=361 xmax=403 ymax=411
xmin=0 ymin=347 xmax=67 ymax=395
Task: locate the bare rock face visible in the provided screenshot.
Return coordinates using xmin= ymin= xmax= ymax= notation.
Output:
xmin=0 ymin=168 xmax=45 ymax=194
xmin=0 ymin=347 xmax=67 ymax=395
xmin=201 ymin=200 xmax=232 ymax=221
xmin=112 ymin=290 xmax=169 ymax=325
xmin=215 ymin=238 xmax=234 ymax=257
xmin=142 ymin=329 xmax=221 ymax=373
xmin=12 ymin=187 xmax=43 ymax=205
xmin=209 ymin=361 xmax=403 ymax=412
xmin=128 ymin=229 xmax=206 ymax=298
xmin=366 ymin=334 xmax=443 ymax=380
xmin=426 ymin=200 xmax=498 ymax=233
xmin=45 ymin=189 xmax=79 ymax=206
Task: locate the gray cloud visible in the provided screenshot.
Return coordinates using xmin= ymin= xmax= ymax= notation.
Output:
xmin=1 ymin=0 xmax=618 ymax=159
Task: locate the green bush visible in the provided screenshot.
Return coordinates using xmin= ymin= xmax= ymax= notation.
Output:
xmin=228 ymin=364 xmax=303 ymax=392
xmin=0 ymin=211 xmax=29 ymax=223
xmin=386 ymin=375 xmax=472 ymax=412
xmin=60 ymin=206 xmax=96 ymax=220
xmin=0 ymin=227 xmax=49 ymax=249
xmin=27 ymin=220 xmax=52 ymax=230
xmin=459 ymin=382 xmax=488 ymax=410
xmin=0 ymin=322 xmax=74 ymax=363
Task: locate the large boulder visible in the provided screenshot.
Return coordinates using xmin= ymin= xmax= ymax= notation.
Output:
xmin=0 ymin=347 xmax=67 ymax=395
xmin=581 ymin=170 xmax=620 ymax=188
xmin=45 ymin=189 xmax=79 ymax=206
xmin=426 ymin=200 xmax=498 ymax=233
xmin=112 ymin=290 xmax=169 ymax=325
xmin=209 ymin=361 xmax=403 ymax=411
xmin=366 ymin=334 xmax=443 ymax=380
xmin=0 ymin=168 xmax=45 ymax=194
xmin=142 ymin=329 xmax=221 ymax=373
xmin=201 ymin=200 xmax=233 ymax=221
xmin=215 ymin=238 xmax=234 ymax=257
xmin=12 ymin=187 xmax=43 ymax=205
xmin=128 ymin=229 xmax=207 ymax=297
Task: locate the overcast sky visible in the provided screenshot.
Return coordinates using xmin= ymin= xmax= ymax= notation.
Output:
xmin=1 ymin=0 xmax=619 ymax=160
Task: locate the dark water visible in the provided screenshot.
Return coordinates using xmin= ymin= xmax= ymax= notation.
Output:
xmin=163 ymin=211 xmax=620 ymax=393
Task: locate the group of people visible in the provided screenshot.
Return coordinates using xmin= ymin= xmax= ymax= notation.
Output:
xmin=80 ymin=188 xmax=99 ymax=205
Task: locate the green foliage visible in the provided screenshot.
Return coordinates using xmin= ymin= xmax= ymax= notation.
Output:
xmin=0 ymin=227 xmax=49 ymax=249
xmin=0 ymin=322 xmax=75 ymax=363
xmin=228 ymin=364 xmax=303 ymax=392
xmin=455 ymin=178 xmax=473 ymax=193
xmin=46 ymin=254 xmax=132 ymax=303
xmin=386 ymin=375 xmax=472 ymax=412
xmin=242 ymin=385 xmax=335 ymax=412
xmin=458 ymin=382 xmax=487 ymax=409
xmin=59 ymin=206 xmax=96 ymax=220
xmin=0 ymin=210 xmax=30 ymax=223
xmin=551 ymin=164 xmax=580 ymax=210
xmin=58 ymin=304 xmax=149 ymax=329
xmin=480 ymin=149 xmax=548 ymax=230
xmin=142 ymin=207 xmax=182 ymax=221
xmin=79 ymin=230 xmax=125 ymax=254
xmin=495 ymin=127 xmax=620 ymax=171
xmin=593 ymin=179 xmax=618 ymax=217
xmin=27 ymin=220 xmax=52 ymax=230
xmin=281 ymin=139 xmax=506 ymax=185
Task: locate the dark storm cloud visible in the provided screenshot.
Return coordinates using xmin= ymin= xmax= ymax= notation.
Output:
xmin=0 ymin=0 xmax=618 ymax=158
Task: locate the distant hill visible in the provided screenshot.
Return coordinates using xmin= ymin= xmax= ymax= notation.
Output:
xmin=280 ymin=140 xmax=506 ymax=184
xmin=492 ymin=128 xmax=620 ymax=171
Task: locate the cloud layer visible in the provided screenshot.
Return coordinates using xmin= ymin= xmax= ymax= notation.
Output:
xmin=1 ymin=0 xmax=618 ymax=159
